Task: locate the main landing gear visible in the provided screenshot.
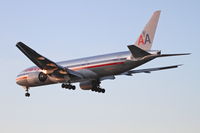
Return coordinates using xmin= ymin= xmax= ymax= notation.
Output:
xmin=61 ymin=83 xmax=76 ymax=90
xmin=91 ymin=87 xmax=105 ymax=93
xmin=91 ymin=81 xmax=105 ymax=93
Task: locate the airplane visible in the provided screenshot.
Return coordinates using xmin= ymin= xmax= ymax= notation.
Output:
xmin=16 ymin=10 xmax=190 ymax=97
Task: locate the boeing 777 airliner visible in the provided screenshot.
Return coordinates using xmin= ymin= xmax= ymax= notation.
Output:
xmin=16 ymin=10 xmax=190 ymax=97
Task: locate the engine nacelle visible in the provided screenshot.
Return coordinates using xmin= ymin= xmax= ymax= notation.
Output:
xmin=38 ymin=72 xmax=48 ymax=82
xmin=79 ymin=80 xmax=99 ymax=90
xmin=27 ymin=72 xmax=49 ymax=86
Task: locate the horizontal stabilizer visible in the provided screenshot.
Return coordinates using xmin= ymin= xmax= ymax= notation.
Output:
xmin=157 ymin=53 xmax=191 ymax=57
xmin=128 ymin=45 xmax=151 ymax=58
xmin=122 ymin=64 xmax=182 ymax=76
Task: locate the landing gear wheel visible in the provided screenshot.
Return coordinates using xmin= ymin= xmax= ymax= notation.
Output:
xmin=101 ymin=89 xmax=105 ymax=93
xmin=97 ymin=89 xmax=101 ymax=93
xmin=25 ymin=92 xmax=30 ymax=97
xmin=61 ymin=84 xmax=65 ymax=88
xmin=71 ymin=86 xmax=76 ymax=90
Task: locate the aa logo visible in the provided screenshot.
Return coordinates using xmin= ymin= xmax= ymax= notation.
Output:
xmin=138 ymin=32 xmax=151 ymax=45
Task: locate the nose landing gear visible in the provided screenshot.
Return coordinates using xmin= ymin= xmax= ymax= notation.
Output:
xmin=24 ymin=87 xmax=30 ymax=97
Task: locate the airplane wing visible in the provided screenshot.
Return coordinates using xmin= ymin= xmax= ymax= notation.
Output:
xmin=122 ymin=64 xmax=182 ymax=76
xmin=16 ymin=42 xmax=83 ymax=79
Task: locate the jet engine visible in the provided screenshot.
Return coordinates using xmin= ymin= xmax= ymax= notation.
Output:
xmin=27 ymin=72 xmax=49 ymax=86
xmin=38 ymin=72 xmax=48 ymax=82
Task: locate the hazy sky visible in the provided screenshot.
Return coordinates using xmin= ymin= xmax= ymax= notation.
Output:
xmin=0 ymin=0 xmax=199 ymax=133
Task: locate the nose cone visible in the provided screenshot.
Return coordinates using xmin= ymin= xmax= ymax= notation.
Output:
xmin=16 ymin=75 xmax=28 ymax=86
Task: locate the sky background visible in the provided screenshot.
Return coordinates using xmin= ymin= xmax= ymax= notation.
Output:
xmin=0 ymin=0 xmax=199 ymax=133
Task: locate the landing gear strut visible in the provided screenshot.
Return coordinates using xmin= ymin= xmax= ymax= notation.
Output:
xmin=61 ymin=83 xmax=76 ymax=90
xmin=25 ymin=87 xmax=30 ymax=97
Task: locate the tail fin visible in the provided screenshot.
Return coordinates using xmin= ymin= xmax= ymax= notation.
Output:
xmin=134 ymin=10 xmax=161 ymax=51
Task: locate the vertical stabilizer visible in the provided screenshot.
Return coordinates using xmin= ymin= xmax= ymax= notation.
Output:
xmin=134 ymin=10 xmax=161 ymax=51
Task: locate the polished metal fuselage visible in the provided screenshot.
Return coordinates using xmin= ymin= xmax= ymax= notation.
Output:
xmin=16 ymin=50 xmax=154 ymax=87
